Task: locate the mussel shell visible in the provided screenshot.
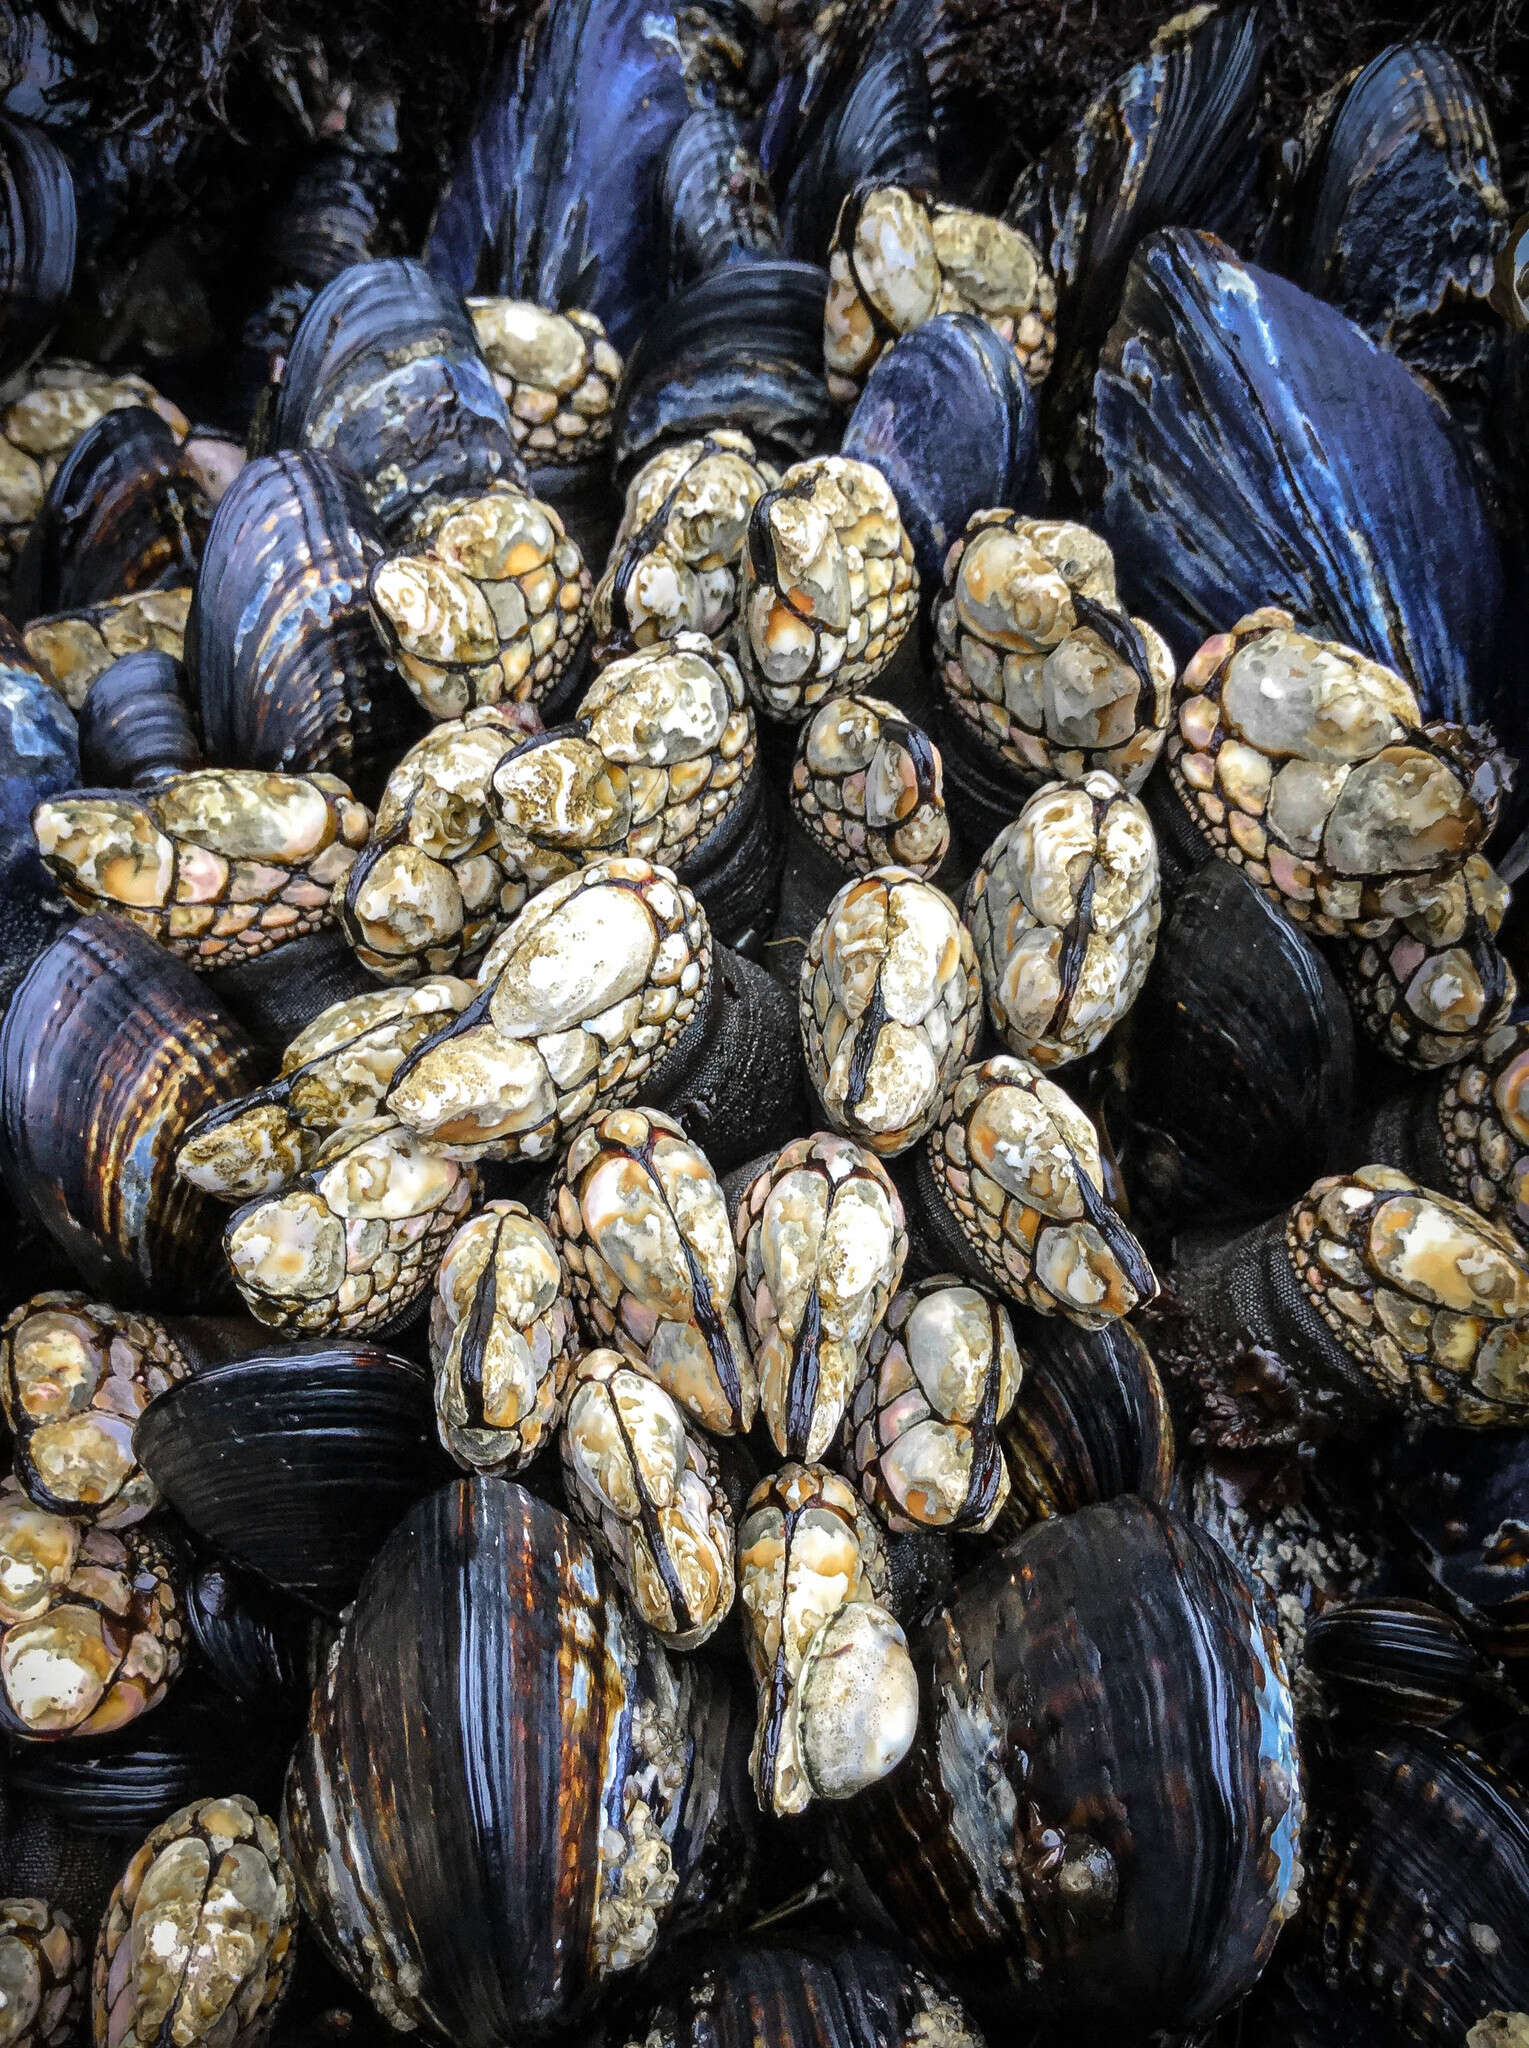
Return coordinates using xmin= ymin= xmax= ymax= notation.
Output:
xmin=10 ymin=406 xmax=210 ymax=623
xmin=990 ymin=1312 xmax=1173 ymax=1540
xmin=1088 ymin=228 xmax=1509 ymax=743
xmin=1384 ymin=1425 xmax=1529 ymax=1667
xmin=283 ymin=1477 xmax=754 ymax=2042
xmin=77 ymin=650 xmax=202 ymax=788
xmin=189 ymin=451 xmax=424 ymax=805
xmin=0 ymin=914 xmax=262 ymax=1305
xmin=1120 ymin=857 xmax=1356 ymax=1227
xmin=771 ymin=44 xmax=937 ymax=264
xmin=184 ymin=1559 xmax=322 ymax=1710
xmin=613 ymin=260 xmax=835 ymax=481
xmin=0 ymin=616 xmax=75 ymax=1011
xmin=134 ymin=1347 xmax=452 ymax=1614
xmin=841 ymin=314 xmax=1038 ymax=595
xmin=270 ymin=258 xmax=525 ymax=538
xmin=662 ymin=109 xmax=781 ymax=285
xmin=827 ymin=1496 xmax=1302 ymax=2032
xmin=1303 ymin=1597 xmax=1479 ymax=1727
xmin=0 ymin=115 xmax=76 ymax=379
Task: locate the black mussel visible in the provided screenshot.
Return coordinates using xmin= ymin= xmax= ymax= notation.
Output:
xmin=134 ymin=1347 xmax=453 ymax=1615
xmin=992 ymin=1313 xmax=1172 ymax=1539
xmin=1272 ymin=44 xmax=1508 ymax=405
xmin=32 ymin=770 xmax=371 ymax=971
xmin=425 ymin=0 xmax=758 ymax=355
xmin=826 ymin=1495 xmax=1302 ymax=2033
xmin=1120 ymin=857 xmax=1356 ymax=1228
xmin=10 ymin=408 xmax=210 ymax=625
xmin=0 ymin=916 xmax=262 ymax=1306
xmin=1266 ymin=1731 xmax=1529 ymax=2044
xmin=0 ymin=1478 xmax=185 ymax=1743
xmin=1160 ymin=1166 xmax=1529 ymax=1447
xmin=0 ymin=1895 xmax=85 ymax=2048
xmin=662 ymin=108 xmax=781 ymax=288
xmin=184 ymin=1560 xmax=320 ymax=1713
xmin=1304 ymin=1597 xmax=1480 ymax=1727
xmin=604 ymin=1938 xmax=987 ymax=2048
xmin=770 ymin=41 xmax=937 ymax=265
xmin=270 ymin=258 xmax=524 ymax=543
xmin=0 ymin=616 xmax=74 ymax=1011
xmin=613 ymin=261 xmax=836 ymax=483
xmin=1384 ymin=1425 xmax=1529 ymax=1674
xmin=284 ymin=1477 xmax=754 ymax=2041
xmin=77 ymin=653 xmax=202 ymax=790
xmin=0 ymin=116 xmax=76 ymax=380
xmin=93 ymin=1795 xmax=298 ymax=2048
xmin=1088 ymin=229 xmax=1512 ymax=751
xmin=23 ymin=587 xmax=190 ymax=714
xmin=800 ymin=870 xmax=981 ymax=1157
xmin=1006 ymin=6 xmax=1269 ymax=434
xmin=189 ymin=452 xmax=425 ymax=806
xmin=841 ymin=314 xmax=1039 ymax=597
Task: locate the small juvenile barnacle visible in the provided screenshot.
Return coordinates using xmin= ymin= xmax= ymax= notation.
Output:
xmin=737 ymin=455 xmax=918 ymax=721
xmin=925 ymin=1055 xmax=1157 ymax=1325
xmin=1166 ymin=609 xmax=1500 ymax=938
xmin=736 ymin=1462 xmax=917 ymax=1817
xmin=965 ymin=771 xmax=1160 ymax=1068
xmin=222 ymin=1119 xmax=476 ymax=1337
xmin=0 ymin=1479 xmax=184 ymax=1741
xmin=32 ymin=770 xmax=371 ymax=969
xmin=560 ymin=1348 xmax=736 ymax=1649
xmin=0 ymin=1897 xmax=85 ymax=2048
xmin=934 ymin=511 xmax=1175 ymax=791
xmin=800 ymin=868 xmax=982 ymax=1155
xmin=368 ymin=485 xmax=591 ymax=719
xmin=1335 ymin=852 xmax=1515 ymax=1071
xmin=823 ymin=183 xmax=1056 ymax=402
xmin=846 ymin=1274 xmax=1024 ymax=1532
xmin=734 ymin=1133 xmax=907 ymax=1461
xmin=383 ymin=855 xmax=711 ymax=1164
xmin=336 ymin=703 xmax=543 ymax=980
xmin=176 ymin=978 xmax=475 ymax=1202
xmin=92 ymin=1795 xmax=297 ymax=2048
xmin=0 ymin=1295 xmax=189 ymax=1528
xmin=429 ymin=1201 xmax=577 ymax=1474
xmin=23 ymin=589 xmax=191 ymax=711
xmin=790 ymin=693 xmax=948 ymax=878
xmin=467 ymin=300 xmax=623 ymax=467
xmin=592 ymin=430 xmax=776 ymax=651
xmin=551 ymin=1106 xmax=755 ymax=1435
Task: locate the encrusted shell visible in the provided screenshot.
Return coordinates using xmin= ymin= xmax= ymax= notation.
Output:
xmin=933 ymin=510 xmax=1174 ymax=789
xmin=1437 ymin=1018 xmax=1529 ymax=1242
xmin=790 ymin=693 xmax=948 ymax=877
xmin=429 ymin=1200 xmax=578 ymax=1475
xmin=0 ymin=1898 xmax=84 ymax=2048
xmin=337 ymin=703 xmax=542 ymax=980
xmin=823 ymin=183 xmax=1056 ymax=402
xmin=33 ymin=772 xmax=371 ymax=969
xmin=0 ymin=1480 xmax=184 ymax=1740
xmin=176 ymin=978 xmax=475 ymax=1202
xmin=560 ymin=1348 xmax=735 ymax=1649
xmin=736 ymin=1462 xmax=917 ymax=1817
xmin=551 ymin=1106 xmax=754 ymax=1435
xmin=368 ymin=487 xmax=591 ymax=720
xmin=1167 ymin=608 xmax=1491 ymax=937
xmin=222 ymin=1119 xmax=476 ymax=1336
xmin=1336 ymin=852 xmax=1514 ymax=1070
xmin=0 ymin=1294 xmax=189 ymax=1528
xmin=1288 ymin=1164 xmax=1529 ymax=1425
xmin=383 ymin=855 xmax=711 ymax=1163
xmin=927 ymin=1054 xmax=1157 ymax=1323
xmin=575 ymin=635 xmax=755 ymax=866
xmin=738 ymin=455 xmax=918 ymax=721
xmin=593 ymin=430 xmax=777 ymax=650
xmin=23 ymin=588 xmax=190 ymax=712
xmin=735 ymin=1133 xmax=908 ymax=1462
xmin=467 ymin=300 xmax=623 ymax=466
xmin=801 ymin=868 xmax=981 ymax=1155
xmin=964 ymin=771 xmax=1160 ymax=1067
xmin=91 ymin=1795 xmax=297 ymax=2048
xmin=846 ymin=1273 xmax=1023 ymax=1532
